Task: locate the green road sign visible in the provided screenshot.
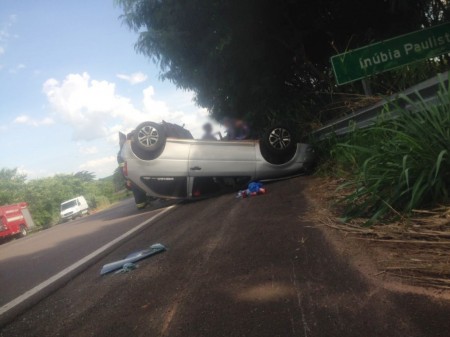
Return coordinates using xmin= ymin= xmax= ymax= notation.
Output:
xmin=331 ymin=22 xmax=450 ymax=85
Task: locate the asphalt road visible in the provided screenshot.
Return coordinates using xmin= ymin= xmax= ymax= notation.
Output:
xmin=1 ymin=177 xmax=450 ymax=337
xmin=0 ymin=198 xmax=171 ymax=307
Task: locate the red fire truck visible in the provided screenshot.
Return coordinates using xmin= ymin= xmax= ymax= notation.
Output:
xmin=0 ymin=202 xmax=35 ymax=240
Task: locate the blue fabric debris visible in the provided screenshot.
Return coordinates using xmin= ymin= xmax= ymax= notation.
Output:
xmin=236 ymin=181 xmax=266 ymax=198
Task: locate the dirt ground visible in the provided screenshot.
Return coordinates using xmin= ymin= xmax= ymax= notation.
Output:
xmin=1 ymin=176 xmax=450 ymax=337
xmin=305 ymin=177 xmax=450 ymax=296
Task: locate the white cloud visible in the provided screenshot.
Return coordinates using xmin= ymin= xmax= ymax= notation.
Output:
xmin=79 ymin=156 xmax=116 ymax=177
xmin=78 ymin=145 xmax=98 ymax=155
xmin=13 ymin=115 xmax=29 ymax=123
xmin=42 ymin=71 xmax=221 ymax=144
xmin=9 ymin=63 xmax=26 ymax=73
xmin=142 ymin=86 xmax=172 ymax=117
xmin=16 ymin=166 xmax=31 ymax=177
xmin=163 ymin=90 xmax=197 ymax=110
xmin=43 ymin=72 xmax=142 ymax=140
xmin=13 ymin=115 xmax=55 ymax=126
xmin=116 ymin=72 xmax=148 ymax=85
xmin=17 ymin=166 xmax=53 ymax=180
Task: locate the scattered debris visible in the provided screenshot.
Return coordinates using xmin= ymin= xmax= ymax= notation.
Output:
xmin=236 ymin=181 xmax=266 ymax=198
xmin=101 ymin=243 xmax=167 ymax=275
xmin=114 ymin=262 xmax=138 ymax=274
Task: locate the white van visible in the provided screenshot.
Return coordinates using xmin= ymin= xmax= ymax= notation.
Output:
xmin=60 ymin=196 xmax=89 ymax=222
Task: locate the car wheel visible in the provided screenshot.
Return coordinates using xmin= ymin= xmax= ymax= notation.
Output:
xmin=134 ymin=122 xmax=166 ymax=153
xmin=260 ymin=125 xmax=297 ymax=164
xmin=19 ymin=225 xmax=28 ymax=237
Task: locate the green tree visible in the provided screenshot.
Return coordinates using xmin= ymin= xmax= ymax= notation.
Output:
xmin=0 ymin=168 xmax=26 ymax=205
xmin=113 ymin=166 xmax=126 ymax=192
xmin=74 ymin=171 xmax=96 ymax=182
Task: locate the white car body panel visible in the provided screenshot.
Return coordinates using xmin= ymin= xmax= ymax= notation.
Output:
xmin=189 ymin=140 xmax=257 ymax=177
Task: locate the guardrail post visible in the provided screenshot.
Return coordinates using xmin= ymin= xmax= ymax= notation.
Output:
xmin=361 ymin=79 xmax=372 ymax=96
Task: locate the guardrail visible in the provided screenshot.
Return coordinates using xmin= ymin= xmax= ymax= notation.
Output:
xmin=311 ymin=71 xmax=449 ymax=140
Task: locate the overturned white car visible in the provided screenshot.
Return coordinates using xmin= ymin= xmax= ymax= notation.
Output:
xmin=119 ymin=121 xmax=314 ymax=200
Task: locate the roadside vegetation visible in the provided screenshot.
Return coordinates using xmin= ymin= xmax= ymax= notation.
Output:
xmin=0 ymin=168 xmax=128 ymax=228
xmin=311 ymin=77 xmax=450 ymax=288
xmin=317 ymin=77 xmax=450 ymax=224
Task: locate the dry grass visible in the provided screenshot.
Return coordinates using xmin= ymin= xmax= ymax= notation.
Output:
xmin=315 ymin=94 xmax=382 ymax=123
xmin=308 ymin=177 xmax=450 ymax=290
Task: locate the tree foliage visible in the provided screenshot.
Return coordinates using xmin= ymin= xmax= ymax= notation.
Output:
xmin=0 ymin=168 xmax=26 ymax=205
xmin=74 ymin=170 xmax=96 ymax=182
xmin=116 ymin=0 xmax=449 ymax=128
xmin=113 ymin=166 xmax=127 ymax=192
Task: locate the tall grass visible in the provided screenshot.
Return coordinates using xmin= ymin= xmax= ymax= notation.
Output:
xmin=334 ymin=76 xmax=450 ymax=224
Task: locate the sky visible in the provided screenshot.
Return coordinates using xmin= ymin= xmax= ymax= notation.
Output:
xmin=0 ymin=0 xmax=221 ymax=180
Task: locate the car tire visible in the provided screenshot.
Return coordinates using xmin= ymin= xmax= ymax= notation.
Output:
xmin=133 ymin=122 xmax=166 ymax=153
xmin=19 ymin=225 xmax=28 ymax=237
xmin=260 ymin=125 xmax=297 ymax=164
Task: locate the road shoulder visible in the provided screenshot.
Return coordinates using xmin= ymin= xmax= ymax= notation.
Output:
xmin=303 ymin=176 xmax=450 ymax=300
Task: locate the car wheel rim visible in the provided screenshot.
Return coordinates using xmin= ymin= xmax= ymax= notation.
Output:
xmin=138 ymin=126 xmax=159 ymax=148
xmin=268 ymin=128 xmax=291 ymax=150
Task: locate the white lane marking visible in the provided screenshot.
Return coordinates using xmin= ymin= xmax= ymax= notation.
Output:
xmin=0 ymin=205 xmax=176 ymax=316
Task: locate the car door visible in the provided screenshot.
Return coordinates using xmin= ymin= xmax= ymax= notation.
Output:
xmin=188 ymin=140 xmax=257 ymax=178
